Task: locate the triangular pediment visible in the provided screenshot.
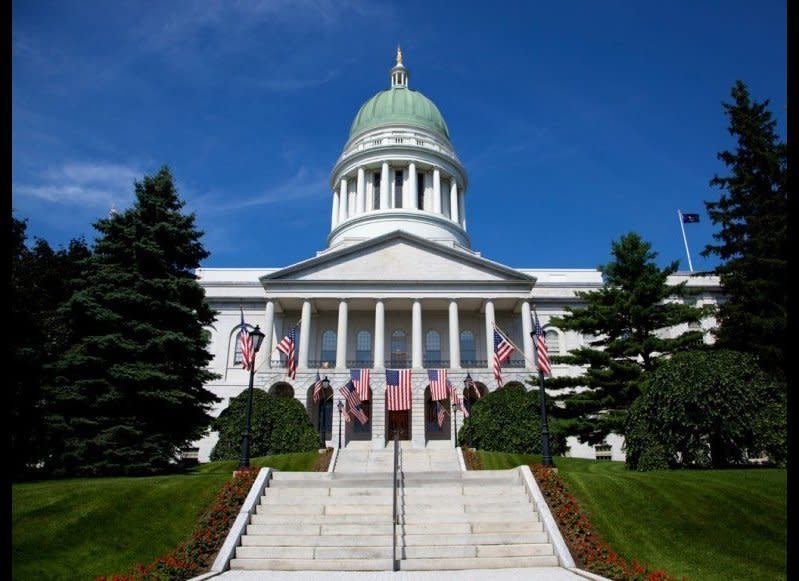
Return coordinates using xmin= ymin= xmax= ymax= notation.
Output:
xmin=262 ymin=231 xmax=534 ymax=284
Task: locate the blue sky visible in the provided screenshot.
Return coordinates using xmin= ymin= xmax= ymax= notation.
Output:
xmin=12 ymin=1 xmax=786 ymax=273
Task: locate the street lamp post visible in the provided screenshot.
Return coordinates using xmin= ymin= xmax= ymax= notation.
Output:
xmin=238 ymin=325 xmax=266 ymax=470
xmin=336 ymin=400 xmax=344 ymax=448
xmin=463 ymin=373 xmax=474 ymax=448
xmin=451 ymin=403 xmax=458 ymax=448
xmin=318 ymin=376 xmax=331 ymax=449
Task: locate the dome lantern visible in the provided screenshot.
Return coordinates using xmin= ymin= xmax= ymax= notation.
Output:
xmin=390 ymin=45 xmax=408 ymax=88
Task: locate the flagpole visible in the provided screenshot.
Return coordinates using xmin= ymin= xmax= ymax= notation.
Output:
xmin=530 ymin=309 xmax=554 ymax=468
xmin=254 ymin=317 xmax=303 ymax=373
xmin=678 ymin=209 xmax=694 ymax=273
xmin=492 ymin=322 xmax=538 ymax=370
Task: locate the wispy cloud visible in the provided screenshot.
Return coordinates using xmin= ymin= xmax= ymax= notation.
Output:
xmin=13 ymin=161 xmax=141 ymax=208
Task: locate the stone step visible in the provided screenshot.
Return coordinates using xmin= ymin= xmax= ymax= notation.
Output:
xmin=251 ymin=512 xmax=538 ymax=526
xmin=229 ymin=558 xmax=392 ymax=571
xmin=246 ymin=523 xmax=393 ymax=536
xmin=259 ymin=498 xmax=531 ymax=512
xmin=240 ymin=531 xmax=550 ymax=547
xmin=399 ymin=555 xmax=560 ymax=570
xmin=236 ymin=546 xmax=393 ymax=560
xmin=235 ymin=543 xmax=554 ymax=561
xmin=262 ymin=485 xmax=525 ymax=498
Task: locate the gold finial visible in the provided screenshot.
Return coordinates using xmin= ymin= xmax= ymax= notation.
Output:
xmin=396 ymin=45 xmax=403 ymax=65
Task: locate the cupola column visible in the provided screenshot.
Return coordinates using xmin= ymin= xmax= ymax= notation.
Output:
xmin=338 ymin=178 xmax=348 ymax=223
xmin=450 ymin=180 xmax=460 ymax=224
xmin=356 ymin=167 xmax=366 ymax=214
xmin=406 ymin=163 xmax=416 ymax=209
xmin=458 ymin=189 xmax=466 ymax=228
xmin=433 ymin=169 xmax=442 ymax=214
xmin=380 ymin=163 xmax=389 ymax=209
xmin=331 ymin=191 xmax=340 ymax=229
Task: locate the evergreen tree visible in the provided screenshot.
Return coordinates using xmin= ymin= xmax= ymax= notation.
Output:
xmin=547 ymin=232 xmax=707 ymax=445
xmin=11 ymin=216 xmax=91 ymax=479
xmin=701 ymin=81 xmax=787 ymax=378
xmin=47 ymin=167 xmax=220 ymax=476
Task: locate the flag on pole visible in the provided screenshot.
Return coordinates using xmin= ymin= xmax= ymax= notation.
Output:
xmin=493 ymin=329 xmax=514 ymax=386
xmin=448 ymin=380 xmax=469 ymax=418
xmin=338 ymin=379 xmax=362 ymax=409
xmin=312 ymin=371 xmax=323 ymax=403
xmin=386 ymin=369 xmax=412 ymax=411
xmin=427 ymin=369 xmax=449 ymax=401
xmin=349 ymin=402 xmax=369 ymax=425
xmin=465 ymin=375 xmax=480 ymax=399
xmin=351 ymin=369 xmax=371 ymax=401
xmin=276 ymin=327 xmax=297 ymax=379
xmin=238 ymin=308 xmax=255 ymax=371
xmin=533 ymin=314 xmax=551 ymax=377
xmin=681 ymin=212 xmax=700 ymax=223
xmin=341 ymin=405 xmax=351 ymax=423
xmin=436 ymin=401 xmax=447 ymax=428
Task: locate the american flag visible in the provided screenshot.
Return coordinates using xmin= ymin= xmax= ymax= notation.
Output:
xmin=436 ymin=401 xmax=447 ymax=428
xmin=238 ymin=309 xmax=255 ymax=372
xmin=276 ymin=327 xmax=297 ymax=380
xmin=428 ymin=369 xmax=449 ymax=401
xmin=493 ymin=329 xmax=514 ymax=386
xmin=533 ymin=314 xmax=552 ymax=377
xmin=349 ymin=402 xmax=369 ymax=425
xmin=386 ymin=369 xmax=412 ymax=411
xmin=351 ymin=369 xmax=371 ymax=401
xmin=448 ymin=381 xmax=469 ymax=418
xmin=341 ymin=405 xmax=351 ymax=423
xmin=338 ymin=379 xmax=362 ymax=410
xmin=312 ymin=371 xmax=323 ymax=403
xmin=464 ymin=375 xmax=480 ymax=399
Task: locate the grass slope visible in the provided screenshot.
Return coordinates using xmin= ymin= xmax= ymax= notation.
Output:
xmin=12 ymin=451 xmax=320 ymax=581
xmin=475 ymin=451 xmax=787 ymax=581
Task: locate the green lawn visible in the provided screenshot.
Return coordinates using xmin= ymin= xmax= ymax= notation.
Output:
xmin=12 ymin=451 xmax=321 ymax=581
xmin=475 ymin=451 xmax=787 ymax=581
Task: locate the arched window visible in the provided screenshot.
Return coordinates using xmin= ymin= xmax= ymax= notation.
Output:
xmin=460 ymin=330 xmax=476 ymax=364
xmin=391 ymin=330 xmax=407 ymax=367
xmin=545 ymin=328 xmax=561 ymax=355
xmin=356 ymin=330 xmax=372 ymax=365
xmin=425 ymin=330 xmax=441 ymax=364
xmin=321 ymin=330 xmax=337 ymax=365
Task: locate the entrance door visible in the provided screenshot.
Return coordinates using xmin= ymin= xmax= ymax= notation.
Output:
xmin=387 ymin=410 xmax=410 ymax=440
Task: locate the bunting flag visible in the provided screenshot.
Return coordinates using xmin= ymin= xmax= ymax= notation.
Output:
xmin=533 ymin=313 xmax=552 ymax=377
xmin=276 ymin=327 xmax=297 ymax=379
xmin=238 ymin=308 xmax=255 ymax=372
xmin=351 ymin=369 xmax=371 ymax=401
xmin=448 ymin=381 xmax=469 ymax=418
xmin=436 ymin=401 xmax=447 ymax=428
xmin=493 ymin=329 xmax=514 ymax=386
xmin=386 ymin=369 xmax=412 ymax=411
xmin=427 ymin=369 xmax=449 ymax=401
xmin=312 ymin=371 xmax=323 ymax=403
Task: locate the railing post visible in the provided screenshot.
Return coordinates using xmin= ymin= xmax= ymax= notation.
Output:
xmin=392 ymin=429 xmax=399 ymax=571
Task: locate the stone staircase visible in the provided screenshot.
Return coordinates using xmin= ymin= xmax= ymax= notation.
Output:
xmin=228 ymin=450 xmax=559 ymax=572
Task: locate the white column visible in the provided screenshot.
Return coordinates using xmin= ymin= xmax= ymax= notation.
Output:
xmin=374 ymin=299 xmax=385 ymax=368
xmin=298 ymin=299 xmax=312 ymax=369
xmin=406 ymin=163 xmax=416 ymax=209
xmin=458 ymin=189 xmax=466 ymax=227
xmin=433 ymin=169 xmax=441 ymax=213
xmin=380 ymin=162 xmax=389 ymax=210
xmin=521 ymin=301 xmax=534 ymax=369
xmin=449 ymin=300 xmax=461 ymax=369
xmin=412 ymin=300 xmax=423 ymax=368
xmin=263 ymin=300 xmax=275 ymax=369
xmin=450 ymin=180 xmax=460 ymax=224
xmin=331 ymin=191 xmax=339 ymax=229
xmin=338 ymin=178 xmax=348 ymax=223
xmin=356 ymin=167 xmax=365 ymax=214
xmin=336 ymin=299 xmax=348 ymax=369
xmin=484 ymin=300 xmax=495 ymax=372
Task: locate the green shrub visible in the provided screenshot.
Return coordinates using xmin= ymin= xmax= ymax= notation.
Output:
xmin=625 ymin=349 xmax=786 ymax=470
xmin=458 ymin=384 xmax=566 ymax=455
xmin=210 ymin=390 xmax=319 ymax=461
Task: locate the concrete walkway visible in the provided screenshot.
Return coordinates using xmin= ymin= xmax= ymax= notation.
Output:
xmin=211 ymin=566 xmax=598 ymax=580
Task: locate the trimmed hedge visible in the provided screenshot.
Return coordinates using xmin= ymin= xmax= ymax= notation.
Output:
xmin=210 ymin=389 xmax=319 ymax=461
xmin=458 ymin=384 xmax=566 ymax=455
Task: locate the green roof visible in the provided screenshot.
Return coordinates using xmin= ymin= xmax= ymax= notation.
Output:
xmin=349 ymin=87 xmax=450 ymax=141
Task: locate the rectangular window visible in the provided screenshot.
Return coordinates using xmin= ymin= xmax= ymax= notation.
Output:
xmin=417 ymin=172 xmax=425 ymax=209
xmin=393 ymin=170 xmax=403 ymax=208
xmin=372 ymin=173 xmax=381 ymax=210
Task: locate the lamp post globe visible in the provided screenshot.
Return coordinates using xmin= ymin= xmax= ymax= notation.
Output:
xmin=238 ymin=324 xmax=265 ymax=470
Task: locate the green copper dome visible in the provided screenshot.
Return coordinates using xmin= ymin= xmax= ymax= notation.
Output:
xmin=349 ymin=87 xmax=450 ymax=141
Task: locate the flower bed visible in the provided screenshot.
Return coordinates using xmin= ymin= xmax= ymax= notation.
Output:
xmin=96 ymin=467 xmax=260 ymax=581
xmin=530 ymin=464 xmax=682 ymax=581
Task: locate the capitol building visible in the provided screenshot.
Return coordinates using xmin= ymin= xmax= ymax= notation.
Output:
xmin=193 ymin=51 xmax=722 ymax=462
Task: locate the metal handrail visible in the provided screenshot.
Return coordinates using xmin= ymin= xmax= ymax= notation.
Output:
xmin=392 ymin=430 xmax=399 ymax=571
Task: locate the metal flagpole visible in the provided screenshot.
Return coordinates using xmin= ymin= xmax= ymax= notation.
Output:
xmin=678 ymin=209 xmax=694 ymax=273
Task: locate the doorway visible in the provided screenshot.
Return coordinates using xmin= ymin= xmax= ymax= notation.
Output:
xmin=387 ymin=410 xmax=411 ymax=440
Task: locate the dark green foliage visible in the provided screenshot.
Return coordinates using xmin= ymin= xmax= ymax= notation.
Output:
xmin=46 ymin=167 xmax=220 ymax=476
xmin=548 ymin=233 xmax=707 ymax=445
xmin=702 ymin=81 xmax=787 ymax=379
xmin=625 ymin=350 xmax=786 ymax=470
xmin=210 ymin=390 xmax=319 ymax=460
xmin=458 ymin=384 xmax=566 ymax=455
xmin=11 ymin=216 xmax=92 ymax=480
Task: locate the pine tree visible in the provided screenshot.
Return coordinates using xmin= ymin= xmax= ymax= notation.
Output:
xmin=547 ymin=233 xmax=708 ymax=445
xmin=701 ymin=81 xmax=787 ymax=378
xmin=47 ymin=167 xmax=220 ymax=476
